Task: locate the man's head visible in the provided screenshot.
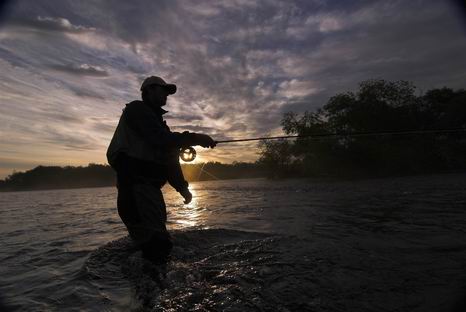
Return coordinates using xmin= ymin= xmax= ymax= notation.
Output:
xmin=141 ymin=76 xmax=176 ymax=107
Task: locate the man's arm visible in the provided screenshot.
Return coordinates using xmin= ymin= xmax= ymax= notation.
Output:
xmin=124 ymin=102 xmax=216 ymax=148
xmin=167 ymin=158 xmax=192 ymax=204
xmin=124 ymin=101 xmax=184 ymax=147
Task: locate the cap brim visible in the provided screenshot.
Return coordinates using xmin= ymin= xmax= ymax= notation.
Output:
xmin=164 ymin=84 xmax=177 ymax=95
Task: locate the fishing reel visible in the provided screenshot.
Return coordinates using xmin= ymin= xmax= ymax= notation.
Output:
xmin=179 ymin=146 xmax=197 ymax=162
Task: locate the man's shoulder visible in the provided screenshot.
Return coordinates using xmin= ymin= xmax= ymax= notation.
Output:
xmin=125 ymin=100 xmax=144 ymax=109
xmin=123 ymin=100 xmax=164 ymax=126
xmin=124 ymin=100 xmax=150 ymax=114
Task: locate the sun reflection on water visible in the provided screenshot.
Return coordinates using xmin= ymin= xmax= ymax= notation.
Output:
xmin=186 ymin=187 xmax=198 ymax=209
xmin=171 ymin=187 xmax=206 ymax=228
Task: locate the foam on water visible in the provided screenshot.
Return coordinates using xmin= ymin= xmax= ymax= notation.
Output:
xmin=84 ymin=229 xmax=331 ymax=311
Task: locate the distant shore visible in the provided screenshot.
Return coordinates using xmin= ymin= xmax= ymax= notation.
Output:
xmin=0 ymin=163 xmax=267 ymax=192
xmin=1 ymin=162 xmax=464 ymax=192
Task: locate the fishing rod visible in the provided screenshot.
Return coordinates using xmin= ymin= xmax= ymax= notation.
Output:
xmin=179 ymin=127 xmax=466 ymax=162
xmin=215 ymin=127 xmax=466 ymax=143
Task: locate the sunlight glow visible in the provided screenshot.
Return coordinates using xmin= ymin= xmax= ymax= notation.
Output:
xmin=174 ymin=187 xmax=203 ymax=228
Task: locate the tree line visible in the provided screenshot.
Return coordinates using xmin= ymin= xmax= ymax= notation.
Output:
xmin=0 ymin=162 xmax=266 ymax=191
xmin=258 ymin=79 xmax=466 ymax=178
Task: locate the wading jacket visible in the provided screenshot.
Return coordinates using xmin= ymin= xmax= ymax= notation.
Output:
xmin=107 ymin=100 xmax=190 ymax=192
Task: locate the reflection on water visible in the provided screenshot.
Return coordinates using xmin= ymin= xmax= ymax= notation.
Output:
xmin=168 ymin=187 xmax=204 ymax=228
xmin=186 ymin=187 xmax=198 ymax=210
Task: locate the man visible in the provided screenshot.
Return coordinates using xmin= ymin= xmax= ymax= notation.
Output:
xmin=107 ymin=76 xmax=216 ymax=263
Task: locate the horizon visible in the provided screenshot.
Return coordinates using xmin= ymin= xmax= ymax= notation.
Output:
xmin=0 ymin=160 xmax=261 ymax=180
xmin=1 ymin=1 xmax=466 ymax=178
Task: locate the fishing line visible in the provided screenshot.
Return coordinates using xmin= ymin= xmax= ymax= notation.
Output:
xmin=199 ymin=168 xmax=221 ymax=180
xmin=197 ymin=162 xmax=206 ymax=180
xmin=196 ymin=162 xmax=221 ymax=181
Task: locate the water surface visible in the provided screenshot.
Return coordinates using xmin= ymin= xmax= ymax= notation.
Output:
xmin=1 ymin=174 xmax=465 ymax=311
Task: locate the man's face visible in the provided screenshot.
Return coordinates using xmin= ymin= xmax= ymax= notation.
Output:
xmin=145 ymin=85 xmax=169 ymax=107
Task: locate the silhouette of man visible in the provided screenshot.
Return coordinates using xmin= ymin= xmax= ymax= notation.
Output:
xmin=107 ymin=76 xmax=215 ymax=263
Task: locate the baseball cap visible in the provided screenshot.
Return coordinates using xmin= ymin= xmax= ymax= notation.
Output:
xmin=140 ymin=76 xmax=177 ymax=94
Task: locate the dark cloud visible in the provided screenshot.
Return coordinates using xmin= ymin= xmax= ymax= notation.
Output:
xmin=69 ymin=88 xmax=104 ymax=99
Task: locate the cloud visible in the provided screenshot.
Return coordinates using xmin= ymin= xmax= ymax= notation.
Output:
xmin=0 ymin=0 xmax=466 ymax=176
xmin=35 ymin=110 xmax=84 ymax=124
xmin=277 ymin=79 xmax=322 ymax=99
xmin=71 ymin=88 xmax=106 ymax=99
xmin=171 ymin=125 xmax=218 ymax=135
xmin=48 ymin=63 xmax=108 ymax=77
xmin=226 ymin=122 xmax=247 ymax=132
xmin=10 ymin=15 xmax=95 ymax=33
xmin=40 ymin=125 xmax=103 ymax=151
xmin=166 ymin=113 xmax=203 ymax=122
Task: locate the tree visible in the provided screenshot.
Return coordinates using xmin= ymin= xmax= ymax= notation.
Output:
xmin=259 ymin=79 xmax=466 ymax=177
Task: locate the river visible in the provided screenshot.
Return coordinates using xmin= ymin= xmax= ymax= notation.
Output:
xmin=1 ymin=174 xmax=465 ymax=311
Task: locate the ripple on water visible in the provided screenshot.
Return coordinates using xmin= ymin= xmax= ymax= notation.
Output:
xmin=82 ymin=229 xmax=349 ymax=311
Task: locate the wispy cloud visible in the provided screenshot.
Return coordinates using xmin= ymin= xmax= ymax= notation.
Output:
xmin=11 ymin=15 xmax=95 ymax=33
xmin=48 ymin=63 xmax=108 ymax=77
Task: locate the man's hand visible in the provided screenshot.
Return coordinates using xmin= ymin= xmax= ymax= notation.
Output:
xmin=193 ymin=134 xmax=216 ymax=148
xmin=180 ymin=189 xmax=192 ymax=204
xmin=181 ymin=132 xmax=216 ymax=148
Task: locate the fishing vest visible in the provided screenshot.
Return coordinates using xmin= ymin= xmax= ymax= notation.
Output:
xmin=106 ymin=104 xmax=173 ymax=167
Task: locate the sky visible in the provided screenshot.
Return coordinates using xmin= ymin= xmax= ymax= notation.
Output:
xmin=0 ymin=0 xmax=465 ymax=178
